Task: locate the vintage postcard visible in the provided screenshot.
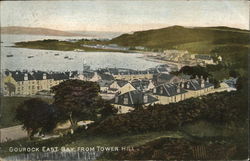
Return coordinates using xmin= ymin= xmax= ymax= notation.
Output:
xmin=0 ymin=0 xmax=249 ymax=160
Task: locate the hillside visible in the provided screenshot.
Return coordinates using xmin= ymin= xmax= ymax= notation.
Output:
xmin=110 ymin=26 xmax=250 ymax=71
xmin=1 ymin=26 xmax=83 ymax=37
xmin=110 ymin=26 xmax=250 ymax=49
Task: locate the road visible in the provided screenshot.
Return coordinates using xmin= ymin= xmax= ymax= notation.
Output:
xmin=0 ymin=125 xmax=27 ymax=143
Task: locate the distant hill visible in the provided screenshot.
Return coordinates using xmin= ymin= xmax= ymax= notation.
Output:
xmin=110 ymin=25 xmax=250 ymax=71
xmin=1 ymin=26 xmax=84 ymax=37
xmin=110 ymin=25 xmax=250 ymax=49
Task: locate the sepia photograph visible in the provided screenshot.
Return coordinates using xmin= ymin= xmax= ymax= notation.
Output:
xmin=0 ymin=0 xmax=249 ymax=160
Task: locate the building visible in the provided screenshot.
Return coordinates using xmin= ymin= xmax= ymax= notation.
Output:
xmin=152 ymin=83 xmax=188 ymax=105
xmin=194 ymin=54 xmax=215 ymax=65
xmin=105 ymin=68 xmax=157 ymax=81
xmin=3 ymin=71 xmax=70 ymax=96
xmin=131 ymin=79 xmax=155 ymax=92
xmin=219 ymin=78 xmax=237 ymax=92
xmin=108 ymin=80 xmax=128 ymax=94
xmin=110 ymin=90 xmax=158 ymax=114
xmin=117 ymin=83 xmax=136 ymax=95
xmin=182 ymin=77 xmax=214 ymax=98
xmin=153 ymin=73 xmax=181 ymax=85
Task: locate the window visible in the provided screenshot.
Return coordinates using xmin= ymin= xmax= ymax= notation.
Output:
xmin=153 ymin=88 xmax=157 ymax=94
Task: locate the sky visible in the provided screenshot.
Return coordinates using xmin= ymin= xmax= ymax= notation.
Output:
xmin=0 ymin=0 xmax=249 ymax=32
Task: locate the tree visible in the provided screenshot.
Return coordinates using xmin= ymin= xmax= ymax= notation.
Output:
xmin=5 ymin=82 xmax=16 ymax=96
xmin=51 ymin=80 xmax=101 ymax=132
xmin=99 ymin=100 xmax=118 ymax=119
xmin=15 ymin=98 xmax=58 ymax=139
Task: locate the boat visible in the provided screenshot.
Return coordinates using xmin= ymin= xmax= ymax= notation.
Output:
xmin=6 ymin=54 xmax=13 ymax=57
xmin=54 ymin=53 xmax=59 ymax=56
xmin=28 ymin=56 xmax=34 ymax=58
xmin=64 ymin=56 xmax=69 ymax=59
xmin=68 ymin=58 xmax=73 ymax=60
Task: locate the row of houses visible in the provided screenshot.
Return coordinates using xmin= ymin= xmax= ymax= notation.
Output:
xmin=3 ymin=69 xmax=236 ymax=114
xmin=149 ymin=49 xmax=222 ymax=66
xmin=1 ymin=67 xmax=159 ymax=96
xmin=110 ymin=77 xmax=215 ymax=113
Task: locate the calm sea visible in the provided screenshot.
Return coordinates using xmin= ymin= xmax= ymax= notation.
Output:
xmin=1 ymin=34 xmax=161 ymax=72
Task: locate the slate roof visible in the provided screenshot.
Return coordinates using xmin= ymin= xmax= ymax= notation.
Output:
xmin=51 ymin=73 xmax=69 ymax=80
xmin=116 ymin=80 xmax=129 ymax=87
xmin=182 ymin=79 xmax=214 ymax=91
xmin=99 ymin=80 xmax=113 ymax=87
xmin=153 ymin=83 xmax=187 ymax=97
xmin=6 ymin=70 xmax=69 ymax=81
xmin=99 ymin=73 xmax=114 ymax=81
xmin=82 ymin=71 xmax=95 ymax=79
xmin=32 ymin=71 xmax=53 ymax=80
xmin=110 ymin=90 xmax=158 ymax=106
xmin=224 ymin=78 xmax=238 ymax=89
xmin=157 ymin=74 xmax=176 ymax=80
xmin=157 ymin=67 xmax=168 ymax=73
xmin=107 ymin=68 xmax=156 ymax=75
xmin=131 ymin=79 xmax=151 ymax=91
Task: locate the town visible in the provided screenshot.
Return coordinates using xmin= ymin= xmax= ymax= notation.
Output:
xmin=2 ymin=60 xmax=236 ymax=114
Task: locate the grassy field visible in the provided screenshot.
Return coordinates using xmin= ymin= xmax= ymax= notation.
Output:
xmin=0 ymin=96 xmax=53 ymax=128
xmin=0 ymin=121 xmax=247 ymax=159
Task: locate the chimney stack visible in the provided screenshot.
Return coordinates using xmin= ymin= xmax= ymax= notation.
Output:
xmin=206 ymin=77 xmax=209 ymax=83
xmin=201 ymin=79 xmax=205 ymax=88
xmin=181 ymin=82 xmax=184 ymax=88
xmin=177 ymin=83 xmax=181 ymax=93
xmin=24 ymin=73 xmax=28 ymax=81
xmin=43 ymin=73 xmax=47 ymax=80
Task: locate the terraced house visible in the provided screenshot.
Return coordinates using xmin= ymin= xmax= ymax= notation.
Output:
xmin=110 ymin=90 xmax=158 ymax=114
xmin=3 ymin=71 xmax=71 ymax=96
xmin=182 ymin=76 xmax=214 ymax=98
xmin=152 ymin=83 xmax=188 ymax=105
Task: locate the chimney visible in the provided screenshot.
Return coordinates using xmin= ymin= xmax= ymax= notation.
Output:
xmin=206 ymin=77 xmax=209 ymax=83
xmin=201 ymin=79 xmax=205 ymax=88
xmin=195 ymin=75 xmax=199 ymax=79
xmin=181 ymin=82 xmax=184 ymax=88
xmin=177 ymin=84 xmax=180 ymax=93
xmin=43 ymin=73 xmax=47 ymax=80
xmin=24 ymin=73 xmax=28 ymax=81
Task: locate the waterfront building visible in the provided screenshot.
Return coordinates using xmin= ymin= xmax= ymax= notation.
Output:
xmin=3 ymin=71 xmax=70 ymax=96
